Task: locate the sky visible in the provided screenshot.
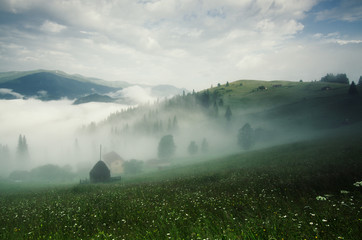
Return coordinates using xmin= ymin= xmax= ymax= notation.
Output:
xmin=0 ymin=0 xmax=361 ymax=90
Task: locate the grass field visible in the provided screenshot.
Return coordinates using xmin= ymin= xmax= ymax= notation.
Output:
xmin=1 ymin=127 xmax=361 ymax=239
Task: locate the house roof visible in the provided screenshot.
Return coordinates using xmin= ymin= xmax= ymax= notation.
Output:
xmin=103 ymin=151 xmax=125 ymax=164
xmin=89 ymin=160 xmax=110 ymax=182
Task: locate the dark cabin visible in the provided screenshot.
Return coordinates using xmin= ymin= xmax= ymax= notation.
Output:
xmin=89 ymin=160 xmax=110 ymax=183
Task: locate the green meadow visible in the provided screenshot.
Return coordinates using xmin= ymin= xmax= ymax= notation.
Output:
xmin=1 ymin=79 xmax=361 ymax=239
xmin=1 ymin=129 xmax=361 ymax=239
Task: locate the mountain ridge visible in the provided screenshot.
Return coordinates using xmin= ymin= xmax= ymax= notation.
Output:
xmin=0 ymin=70 xmax=188 ymax=103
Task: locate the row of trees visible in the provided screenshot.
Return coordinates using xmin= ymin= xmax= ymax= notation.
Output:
xmin=320 ymin=73 xmax=362 ymax=86
xmin=320 ymin=73 xmax=349 ymax=84
xmin=157 ymin=135 xmax=210 ymax=159
xmin=156 ymin=123 xmax=260 ymax=161
xmin=0 ymin=134 xmax=30 ymax=163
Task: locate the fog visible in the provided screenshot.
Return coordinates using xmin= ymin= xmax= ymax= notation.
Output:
xmin=0 ymin=98 xmax=128 ymax=176
xmin=0 ymin=85 xmax=334 ymax=182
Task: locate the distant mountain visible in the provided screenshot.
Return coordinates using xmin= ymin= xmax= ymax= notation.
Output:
xmin=0 ymin=70 xmax=189 ymax=103
xmin=0 ymin=70 xmax=122 ymax=100
xmin=73 ymin=93 xmax=116 ymax=105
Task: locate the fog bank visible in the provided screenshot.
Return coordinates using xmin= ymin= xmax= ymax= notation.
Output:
xmin=0 ymin=99 xmax=128 ymax=176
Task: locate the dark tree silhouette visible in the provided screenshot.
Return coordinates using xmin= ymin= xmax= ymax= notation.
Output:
xmin=238 ymin=123 xmax=255 ymax=150
xmin=198 ymin=90 xmax=211 ymax=108
xmin=0 ymin=144 xmax=10 ymax=162
xmin=348 ymin=81 xmax=358 ymax=95
xmin=17 ymin=134 xmax=29 ymax=160
xmin=173 ymin=116 xmax=178 ymax=130
xmin=358 ymin=76 xmax=362 ymax=85
xmin=320 ymin=73 xmax=349 ymax=84
xmin=158 ymin=135 xmax=176 ymax=159
xmin=225 ymin=106 xmax=232 ymax=121
xmin=213 ymin=101 xmax=219 ymax=117
xmin=188 ymin=141 xmax=198 ymax=155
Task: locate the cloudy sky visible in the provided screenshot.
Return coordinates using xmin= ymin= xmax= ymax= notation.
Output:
xmin=0 ymin=0 xmax=361 ymax=90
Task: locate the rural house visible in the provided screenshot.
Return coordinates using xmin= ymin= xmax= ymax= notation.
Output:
xmin=103 ymin=151 xmax=125 ymax=175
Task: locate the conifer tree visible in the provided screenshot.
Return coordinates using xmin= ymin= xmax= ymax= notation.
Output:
xmin=188 ymin=141 xmax=198 ymax=155
xmin=238 ymin=123 xmax=255 ymax=150
xmin=158 ymin=135 xmax=176 ymax=159
xmin=173 ymin=116 xmax=178 ymax=130
xmin=17 ymin=134 xmax=29 ymax=160
xmin=213 ymin=101 xmax=219 ymax=117
xmin=349 ymin=81 xmax=359 ymax=95
xmin=225 ymin=106 xmax=232 ymax=121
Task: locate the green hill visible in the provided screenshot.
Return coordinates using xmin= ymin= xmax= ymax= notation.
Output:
xmin=1 ymin=129 xmax=361 ymax=239
xmin=1 ymin=78 xmax=362 ymax=239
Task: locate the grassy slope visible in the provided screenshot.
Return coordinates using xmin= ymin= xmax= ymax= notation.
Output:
xmin=208 ymin=80 xmax=362 ymax=131
xmin=214 ymin=80 xmax=348 ymax=109
xmin=1 ymin=128 xmax=361 ymax=239
xmin=1 ymin=80 xmax=361 ymax=239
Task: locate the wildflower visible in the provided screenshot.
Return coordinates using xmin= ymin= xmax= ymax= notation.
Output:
xmin=316 ymin=196 xmax=326 ymax=201
xmin=353 ymin=181 xmax=362 ymax=187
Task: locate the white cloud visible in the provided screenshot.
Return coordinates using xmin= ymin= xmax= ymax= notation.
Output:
xmin=110 ymin=86 xmax=156 ymax=104
xmin=334 ymin=39 xmax=362 ymax=45
xmin=311 ymin=32 xmax=362 ymax=46
xmin=0 ymin=88 xmax=23 ymax=98
xmin=0 ymin=0 xmax=360 ymax=90
xmin=0 ymin=99 xmax=128 ymax=170
xmin=40 ymin=20 xmax=67 ymax=33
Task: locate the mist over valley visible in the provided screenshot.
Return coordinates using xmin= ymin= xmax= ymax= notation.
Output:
xmin=1 ymin=71 xmax=361 ymax=183
xmin=0 ymin=70 xmax=361 ymax=239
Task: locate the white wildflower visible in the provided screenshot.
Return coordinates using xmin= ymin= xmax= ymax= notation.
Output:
xmin=353 ymin=181 xmax=362 ymax=187
xmin=316 ymin=196 xmax=327 ymax=201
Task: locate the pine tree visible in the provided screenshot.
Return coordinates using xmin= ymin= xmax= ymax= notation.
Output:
xmin=17 ymin=134 xmax=29 ymax=160
xmin=158 ymin=135 xmax=176 ymax=159
xmin=348 ymin=81 xmax=358 ymax=95
xmin=173 ymin=116 xmax=178 ymax=130
xmin=225 ymin=106 xmax=232 ymax=121
xmin=188 ymin=141 xmax=198 ymax=155
xmin=238 ymin=123 xmax=255 ymax=150
xmin=213 ymin=102 xmax=219 ymax=117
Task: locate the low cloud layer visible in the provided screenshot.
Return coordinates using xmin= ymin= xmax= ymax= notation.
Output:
xmin=0 ymin=99 xmax=127 ymax=174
